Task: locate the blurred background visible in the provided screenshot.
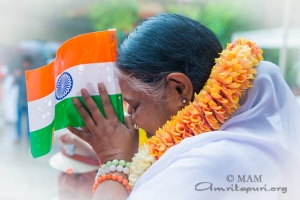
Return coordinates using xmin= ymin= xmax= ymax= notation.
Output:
xmin=0 ymin=0 xmax=299 ymax=199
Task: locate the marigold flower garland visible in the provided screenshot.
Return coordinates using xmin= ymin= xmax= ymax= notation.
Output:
xmin=129 ymin=39 xmax=263 ymax=188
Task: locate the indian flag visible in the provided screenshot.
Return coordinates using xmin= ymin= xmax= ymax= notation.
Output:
xmin=26 ymin=30 xmax=124 ymax=158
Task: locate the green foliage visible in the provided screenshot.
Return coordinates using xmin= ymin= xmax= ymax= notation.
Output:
xmin=89 ymin=0 xmax=139 ymax=41
xmin=198 ymin=3 xmax=246 ymax=47
xmin=284 ymin=49 xmax=300 ymax=86
xmin=169 ymin=1 xmax=251 ymax=48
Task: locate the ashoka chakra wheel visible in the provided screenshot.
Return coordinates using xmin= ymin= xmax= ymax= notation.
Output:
xmin=55 ymin=72 xmax=73 ymax=100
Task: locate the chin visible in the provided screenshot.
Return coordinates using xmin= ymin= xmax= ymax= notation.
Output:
xmin=146 ymin=132 xmax=154 ymax=138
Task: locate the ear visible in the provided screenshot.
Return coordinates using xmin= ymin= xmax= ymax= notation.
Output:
xmin=165 ymin=73 xmax=193 ymax=109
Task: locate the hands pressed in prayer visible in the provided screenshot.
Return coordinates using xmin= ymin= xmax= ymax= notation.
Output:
xmin=68 ymin=83 xmax=139 ymax=164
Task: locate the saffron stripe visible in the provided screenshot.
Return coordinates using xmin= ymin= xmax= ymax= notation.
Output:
xmin=55 ymin=30 xmax=117 ymax=76
xmin=26 ymin=30 xmax=117 ymax=102
xmin=26 ymin=62 xmax=54 ymax=102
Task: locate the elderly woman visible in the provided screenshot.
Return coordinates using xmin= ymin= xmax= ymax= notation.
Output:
xmin=68 ymin=14 xmax=300 ymax=199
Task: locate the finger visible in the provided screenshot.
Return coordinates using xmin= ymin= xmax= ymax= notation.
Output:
xmin=61 ymin=132 xmax=82 ymax=145
xmin=59 ymin=132 xmax=80 ymax=145
xmin=98 ymin=83 xmax=117 ymax=120
xmin=62 ymin=131 xmax=94 ymax=154
xmin=67 ymin=126 xmax=92 ymax=145
xmin=73 ymin=98 xmax=96 ymax=130
xmin=59 ymin=132 xmax=72 ymax=143
xmin=80 ymin=126 xmax=90 ymax=133
xmin=124 ymin=114 xmax=137 ymax=133
xmin=81 ymin=89 xmax=105 ymax=123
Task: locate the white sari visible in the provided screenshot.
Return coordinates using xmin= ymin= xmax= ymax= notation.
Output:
xmin=128 ymin=61 xmax=300 ymax=200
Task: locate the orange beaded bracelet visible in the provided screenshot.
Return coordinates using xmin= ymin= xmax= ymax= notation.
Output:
xmin=92 ymin=173 xmax=131 ymax=194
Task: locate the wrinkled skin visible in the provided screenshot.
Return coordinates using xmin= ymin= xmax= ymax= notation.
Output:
xmin=68 ymin=73 xmax=193 ymax=163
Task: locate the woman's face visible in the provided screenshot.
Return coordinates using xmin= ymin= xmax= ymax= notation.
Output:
xmin=118 ymin=73 xmax=193 ymax=137
xmin=119 ymin=79 xmax=172 ymax=138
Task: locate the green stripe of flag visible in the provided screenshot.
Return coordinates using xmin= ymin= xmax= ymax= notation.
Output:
xmin=31 ymin=94 xmax=124 ymax=158
xmin=30 ymin=94 xmax=124 ymax=158
xmin=54 ymin=94 xmax=124 ymax=130
xmin=30 ymin=121 xmax=54 ymax=158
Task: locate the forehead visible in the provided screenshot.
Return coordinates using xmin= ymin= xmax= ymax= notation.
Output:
xmin=118 ymin=78 xmax=143 ymax=101
xmin=118 ymin=78 xmax=129 ymax=89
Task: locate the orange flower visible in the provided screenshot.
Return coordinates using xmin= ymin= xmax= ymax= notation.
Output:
xmin=144 ymin=38 xmax=263 ymax=160
xmin=130 ymin=38 xmax=263 ymax=189
xmin=146 ymin=136 xmax=162 ymax=157
xmin=156 ymin=128 xmax=174 ymax=147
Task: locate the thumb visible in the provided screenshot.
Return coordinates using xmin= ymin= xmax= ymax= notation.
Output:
xmin=124 ymin=113 xmax=139 ymax=152
xmin=124 ymin=112 xmax=134 ymax=129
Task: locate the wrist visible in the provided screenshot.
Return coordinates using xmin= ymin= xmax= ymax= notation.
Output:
xmin=97 ymin=159 xmax=131 ymax=178
xmin=111 ymin=171 xmax=128 ymax=179
xmin=93 ymin=157 xmax=133 ymax=195
xmin=93 ymin=171 xmax=131 ymax=195
xmin=101 ymin=153 xmax=133 ymax=165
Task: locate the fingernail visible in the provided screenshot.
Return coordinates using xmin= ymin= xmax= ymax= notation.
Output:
xmin=73 ymin=98 xmax=79 ymax=103
xmin=81 ymin=89 xmax=88 ymax=95
xmin=98 ymin=83 xmax=104 ymax=91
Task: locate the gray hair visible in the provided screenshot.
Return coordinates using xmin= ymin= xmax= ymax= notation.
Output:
xmin=115 ymin=67 xmax=170 ymax=106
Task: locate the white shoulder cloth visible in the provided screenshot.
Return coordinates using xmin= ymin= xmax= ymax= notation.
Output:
xmin=128 ymin=61 xmax=300 ymax=200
